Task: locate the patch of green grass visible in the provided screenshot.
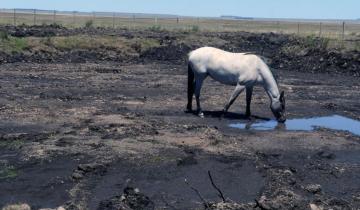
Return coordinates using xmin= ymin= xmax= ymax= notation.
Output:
xmin=0 ymin=30 xmax=9 ymax=40
xmin=0 ymin=139 xmax=24 ymax=150
xmin=148 ymin=25 xmax=162 ymax=32
xmin=51 ymin=36 xmax=91 ymax=50
xmin=0 ymin=165 xmax=18 ymax=179
xmin=85 ymin=20 xmax=94 ymax=28
xmin=191 ymin=25 xmax=200 ymax=32
xmin=136 ymin=38 xmax=160 ymax=51
xmin=0 ymin=35 xmax=28 ymax=54
xmin=301 ymin=35 xmax=330 ymax=50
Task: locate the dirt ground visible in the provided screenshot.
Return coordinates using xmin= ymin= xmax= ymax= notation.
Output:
xmin=0 ymin=26 xmax=360 ymax=210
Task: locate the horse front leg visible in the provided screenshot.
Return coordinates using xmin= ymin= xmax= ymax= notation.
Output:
xmin=223 ymin=84 xmax=245 ymax=114
xmin=246 ymin=86 xmax=253 ymax=117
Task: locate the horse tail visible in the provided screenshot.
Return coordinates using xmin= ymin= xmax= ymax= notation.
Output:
xmin=187 ymin=62 xmax=195 ymax=110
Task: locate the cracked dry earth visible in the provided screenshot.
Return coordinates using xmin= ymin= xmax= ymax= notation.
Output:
xmin=0 ymin=62 xmax=360 ymax=210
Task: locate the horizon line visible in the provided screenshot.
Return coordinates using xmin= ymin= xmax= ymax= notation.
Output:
xmin=0 ymin=7 xmax=359 ymax=22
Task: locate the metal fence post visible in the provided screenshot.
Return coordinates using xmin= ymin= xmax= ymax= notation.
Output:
xmin=13 ymin=8 xmax=16 ymax=26
xmin=53 ymin=10 xmax=56 ymax=24
xmin=132 ymin=14 xmax=135 ymax=29
xmin=73 ymin=11 xmax=76 ymax=27
xmin=112 ymin=13 xmax=115 ymax=28
xmin=297 ymin=22 xmax=300 ymax=35
xmin=33 ymin=9 xmax=36 ymax=25
xmin=342 ymin=21 xmax=345 ymax=40
xmin=319 ymin=22 xmax=322 ymax=37
xmin=93 ymin=12 xmax=96 ymax=27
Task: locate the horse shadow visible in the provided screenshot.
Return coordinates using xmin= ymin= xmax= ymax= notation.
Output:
xmin=200 ymin=110 xmax=271 ymax=121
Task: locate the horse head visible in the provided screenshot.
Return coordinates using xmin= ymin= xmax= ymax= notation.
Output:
xmin=271 ymin=91 xmax=286 ymax=123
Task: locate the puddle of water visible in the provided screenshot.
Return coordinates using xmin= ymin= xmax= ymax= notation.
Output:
xmin=229 ymin=115 xmax=360 ymax=136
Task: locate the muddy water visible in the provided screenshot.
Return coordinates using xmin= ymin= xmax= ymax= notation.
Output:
xmin=229 ymin=115 xmax=360 ymax=136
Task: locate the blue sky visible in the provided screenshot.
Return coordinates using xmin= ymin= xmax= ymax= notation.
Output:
xmin=1 ymin=0 xmax=359 ymax=19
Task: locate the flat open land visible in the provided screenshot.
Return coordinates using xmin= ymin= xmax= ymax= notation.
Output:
xmin=0 ymin=25 xmax=360 ymax=209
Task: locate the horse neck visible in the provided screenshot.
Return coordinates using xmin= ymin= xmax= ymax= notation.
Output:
xmin=260 ymin=67 xmax=280 ymax=103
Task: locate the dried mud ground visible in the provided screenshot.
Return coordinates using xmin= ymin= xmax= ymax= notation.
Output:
xmin=0 ymin=61 xmax=360 ymax=209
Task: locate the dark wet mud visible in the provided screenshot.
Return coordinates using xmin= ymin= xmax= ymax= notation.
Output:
xmin=0 ymin=26 xmax=360 ymax=209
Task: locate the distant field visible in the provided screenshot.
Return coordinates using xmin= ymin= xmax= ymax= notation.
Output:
xmin=1 ymin=9 xmax=360 ymax=50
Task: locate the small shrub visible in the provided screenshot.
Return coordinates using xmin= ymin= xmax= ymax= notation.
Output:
xmin=191 ymin=25 xmax=200 ymax=32
xmin=0 ymin=164 xmax=18 ymax=179
xmin=303 ymin=35 xmax=329 ymax=50
xmin=85 ymin=20 xmax=94 ymax=28
xmin=49 ymin=22 xmax=63 ymax=28
xmin=0 ymin=31 xmax=9 ymax=40
xmin=149 ymin=25 xmax=161 ymax=31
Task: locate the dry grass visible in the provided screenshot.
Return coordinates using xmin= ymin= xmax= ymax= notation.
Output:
xmin=2 ymin=35 xmax=160 ymax=55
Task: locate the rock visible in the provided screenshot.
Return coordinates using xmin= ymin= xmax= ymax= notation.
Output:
xmin=98 ymin=187 xmax=154 ymax=210
xmin=305 ymin=184 xmax=322 ymax=194
xmin=309 ymin=203 xmax=323 ymax=210
xmin=177 ymin=155 xmax=198 ymax=166
xmin=39 ymin=207 xmax=66 ymax=210
xmin=207 ymin=201 xmax=255 ymax=210
xmin=78 ymin=163 xmax=106 ymax=174
xmin=71 ymin=171 xmax=84 ymax=180
xmin=2 ymin=204 xmax=31 ymax=210
xmin=256 ymin=189 xmax=307 ymax=209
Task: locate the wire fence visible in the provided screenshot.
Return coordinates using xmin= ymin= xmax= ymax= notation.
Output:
xmin=1 ymin=8 xmax=360 ymax=47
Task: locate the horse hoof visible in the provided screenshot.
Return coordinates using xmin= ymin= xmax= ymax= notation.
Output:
xmin=198 ymin=112 xmax=204 ymax=118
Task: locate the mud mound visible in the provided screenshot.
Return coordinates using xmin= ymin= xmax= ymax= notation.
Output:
xmin=0 ymin=49 xmax=132 ymax=64
xmin=140 ymin=43 xmax=191 ymax=64
xmin=97 ymin=187 xmax=155 ymax=210
xmin=1 ymin=24 xmax=65 ymax=37
xmin=0 ymin=25 xmax=359 ymax=76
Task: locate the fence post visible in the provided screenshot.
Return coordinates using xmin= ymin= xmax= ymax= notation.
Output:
xmin=297 ymin=22 xmax=300 ymax=35
xmin=177 ymin=17 xmax=179 ymax=24
xmin=132 ymin=14 xmax=135 ymax=29
xmin=112 ymin=13 xmax=115 ymax=28
xmin=319 ymin=22 xmax=322 ymax=37
xmin=13 ymin=8 xmax=16 ymax=26
xmin=33 ymin=9 xmax=36 ymax=25
xmin=72 ymin=11 xmax=76 ymax=27
xmin=342 ymin=21 xmax=345 ymax=40
xmin=53 ymin=10 xmax=56 ymax=24
xmin=93 ymin=12 xmax=96 ymax=27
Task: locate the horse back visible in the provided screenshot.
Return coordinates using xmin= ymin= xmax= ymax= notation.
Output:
xmin=189 ymin=47 xmax=263 ymax=86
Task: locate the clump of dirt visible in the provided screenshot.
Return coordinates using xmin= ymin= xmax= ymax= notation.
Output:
xmin=140 ymin=43 xmax=191 ymax=64
xmin=97 ymin=187 xmax=155 ymax=210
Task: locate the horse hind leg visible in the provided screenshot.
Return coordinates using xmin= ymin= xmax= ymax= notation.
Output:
xmin=194 ymin=74 xmax=207 ymax=118
xmin=186 ymin=63 xmax=195 ymax=112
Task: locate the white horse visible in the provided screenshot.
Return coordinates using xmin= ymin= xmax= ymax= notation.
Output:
xmin=186 ymin=47 xmax=286 ymax=122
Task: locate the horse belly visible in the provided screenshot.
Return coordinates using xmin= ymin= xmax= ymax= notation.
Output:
xmin=208 ymin=69 xmax=238 ymax=86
